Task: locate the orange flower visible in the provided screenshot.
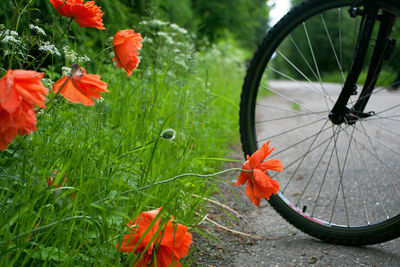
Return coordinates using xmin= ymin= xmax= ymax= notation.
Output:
xmin=236 ymin=141 xmax=284 ymax=207
xmin=117 ymin=208 xmax=162 ymax=255
xmin=113 ymin=29 xmax=143 ymax=76
xmin=48 ymin=0 xmax=105 ymax=30
xmin=0 ymin=70 xmax=48 ymax=151
xmin=154 ymin=221 xmax=192 ymax=267
xmin=116 ymin=208 xmax=192 ymax=267
xmin=53 ymin=66 xmax=108 ymax=106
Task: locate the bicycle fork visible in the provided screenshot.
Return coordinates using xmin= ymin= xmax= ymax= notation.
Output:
xmin=328 ymin=0 xmax=397 ymax=125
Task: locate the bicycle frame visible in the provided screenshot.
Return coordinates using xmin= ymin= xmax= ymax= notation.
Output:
xmin=328 ymin=0 xmax=397 ymax=125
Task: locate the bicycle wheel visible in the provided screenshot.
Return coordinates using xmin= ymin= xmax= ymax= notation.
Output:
xmin=240 ymin=0 xmax=400 ymax=245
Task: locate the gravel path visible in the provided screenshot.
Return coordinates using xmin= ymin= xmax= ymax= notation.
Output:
xmin=192 ymin=81 xmax=400 ymax=266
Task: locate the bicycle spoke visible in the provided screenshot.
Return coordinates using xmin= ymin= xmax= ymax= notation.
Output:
xmin=366 ymin=114 xmax=400 ymax=123
xmin=348 ymin=132 xmax=370 ymax=225
xmin=321 ymin=13 xmax=345 ymax=83
xmin=350 ymin=131 xmax=390 ymax=220
xmin=274 ymin=50 xmax=317 ymax=87
xmin=362 ymin=119 xmax=400 ymax=138
xmin=282 ymin=119 xmax=330 ymax=193
xmin=352 ymin=122 xmax=400 ymax=158
xmin=359 ymin=121 xmax=400 ymax=198
xmin=257 ymin=117 xmax=326 ymax=144
xmin=303 ymin=21 xmax=332 ymax=108
xmin=295 ymin=124 xmax=335 ymax=206
xmin=329 ymin=125 xmax=350 ymax=225
xmin=311 ymin=127 xmax=339 ymax=217
xmin=375 ymin=103 xmax=400 ymax=116
xmin=338 ymin=8 xmax=344 ymax=83
xmin=288 ymin=34 xmax=320 ymax=83
xmin=269 ymin=122 xmax=334 ymax=159
xmin=341 ymin=124 xmax=400 ymax=199
xmin=255 ymin=111 xmax=326 ymax=124
xmin=261 ymin=83 xmax=328 ymax=115
xmin=267 ymin=65 xmax=332 ymax=101
xmin=256 ymin=102 xmax=325 ymax=116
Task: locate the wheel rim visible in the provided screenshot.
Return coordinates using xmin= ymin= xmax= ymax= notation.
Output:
xmin=247 ymin=1 xmax=400 ymax=229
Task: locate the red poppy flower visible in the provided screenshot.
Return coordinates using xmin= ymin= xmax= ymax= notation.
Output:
xmin=116 ymin=208 xmax=192 ymax=267
xmin=113 ymin=29 xmax=143 ymax=76
xmin=117 ymin=208 xmax=162 ymax=255
xmin=154 ymin=221 xmax=192 ymax=267
xmin=53 ymin=66 xmax=108 ymax=106
xmin=48 ymin=0 xmax=105 ymax=30
xmin=0 ymin=70 xmax=48 ymax=151
xmin=236 ymin=141 xmax=284 ymax=207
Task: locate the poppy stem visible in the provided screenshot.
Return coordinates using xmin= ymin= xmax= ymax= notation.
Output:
xmin=93 ymin=168 xmax=253 ymax=205
xmin=126 ymin=168 xmax=252 ymax=193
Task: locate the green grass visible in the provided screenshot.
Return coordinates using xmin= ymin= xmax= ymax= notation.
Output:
xmin=0 ymin=41 xmax=245 ymax=266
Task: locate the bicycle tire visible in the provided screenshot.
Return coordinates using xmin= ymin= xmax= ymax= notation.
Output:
xmin=240 ymin=0 xmax=400 ymax=245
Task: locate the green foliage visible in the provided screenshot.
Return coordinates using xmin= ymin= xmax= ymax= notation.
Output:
xmin=192 ymin=0 xmax=270 ymax=50
xmin=0 ymin=0 xmax=270 ymax=54
xmin=0 ymin=1 xmax=247 ymax=266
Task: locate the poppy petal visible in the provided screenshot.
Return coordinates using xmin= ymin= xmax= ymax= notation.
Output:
xmin=236 ymin=160 xmax=251 ymax=186
xmin=52 ymin=67 xmax=108 ymax=106
xmin=258 ymin=159 xmax=284 ymax=173
xmin=249 ymin=141 xmax=275 ymax=169
xmin=113 ymin=29 xmax=142 ymax=76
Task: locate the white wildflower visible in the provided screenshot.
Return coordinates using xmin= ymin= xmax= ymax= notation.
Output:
xmin=142 ymin=37 xmax=153 ymax=43
xmin=42 ymin=78 xmax=54 ymax=88
xmin=5 ymin=30 xmax=18 ymax=37
xmin=39 ymin=41 xmax=61 ymax=56
xmin=63 ymin=46 xmax=77 ymax=62
xmin=29 ymin=24 xmax=46 ymax=36
xmin=62 ymin=66 xmax=72 ymax=76
xmin=1 ymin=35 xmax=21 ymax=44
xmin=78 ymin=55 xmax=91 ymax=63
xmin=157 ymin=32 xmax=174 ymax=44
xmin=139 ymin=21 xmax=148 ymax=25
xmin=175 ymin=59 xmax=187 ymax=70
xmin=169 ymin=23 xmax=188 ymax=34
xmin=150 ymin=19 xmax=168 ymax=26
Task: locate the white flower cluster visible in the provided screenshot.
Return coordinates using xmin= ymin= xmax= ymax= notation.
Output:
xmin=78 ymin=55 xmax=91 ymax=64
xmin=140 ymin=19 xmax=169 ymax=26
xmin=41 ymin=78 xmax=54 ymax=88
xmin=170 ymin=23 xmax=188 ymax=34
xmin=63 ymin=46 xmax=78 ymax=62
xmin=62 ymin=66 xmax=72 ymax=76
xmin=39 ymin=41 xmax=61 ymax=56
xmin=29 ymin=24 xmax=46 ymax=36
xmin=156 ymin=32 xmax=174 ymax=45
xmin=142 ymin=37 xmax=153 ymax=44
xmin=1 ymin=29 xmax=21 ymax=44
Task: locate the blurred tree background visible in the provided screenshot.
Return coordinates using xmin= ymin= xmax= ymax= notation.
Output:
xmin=0 ymin=0 xmax=271 ymax=52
